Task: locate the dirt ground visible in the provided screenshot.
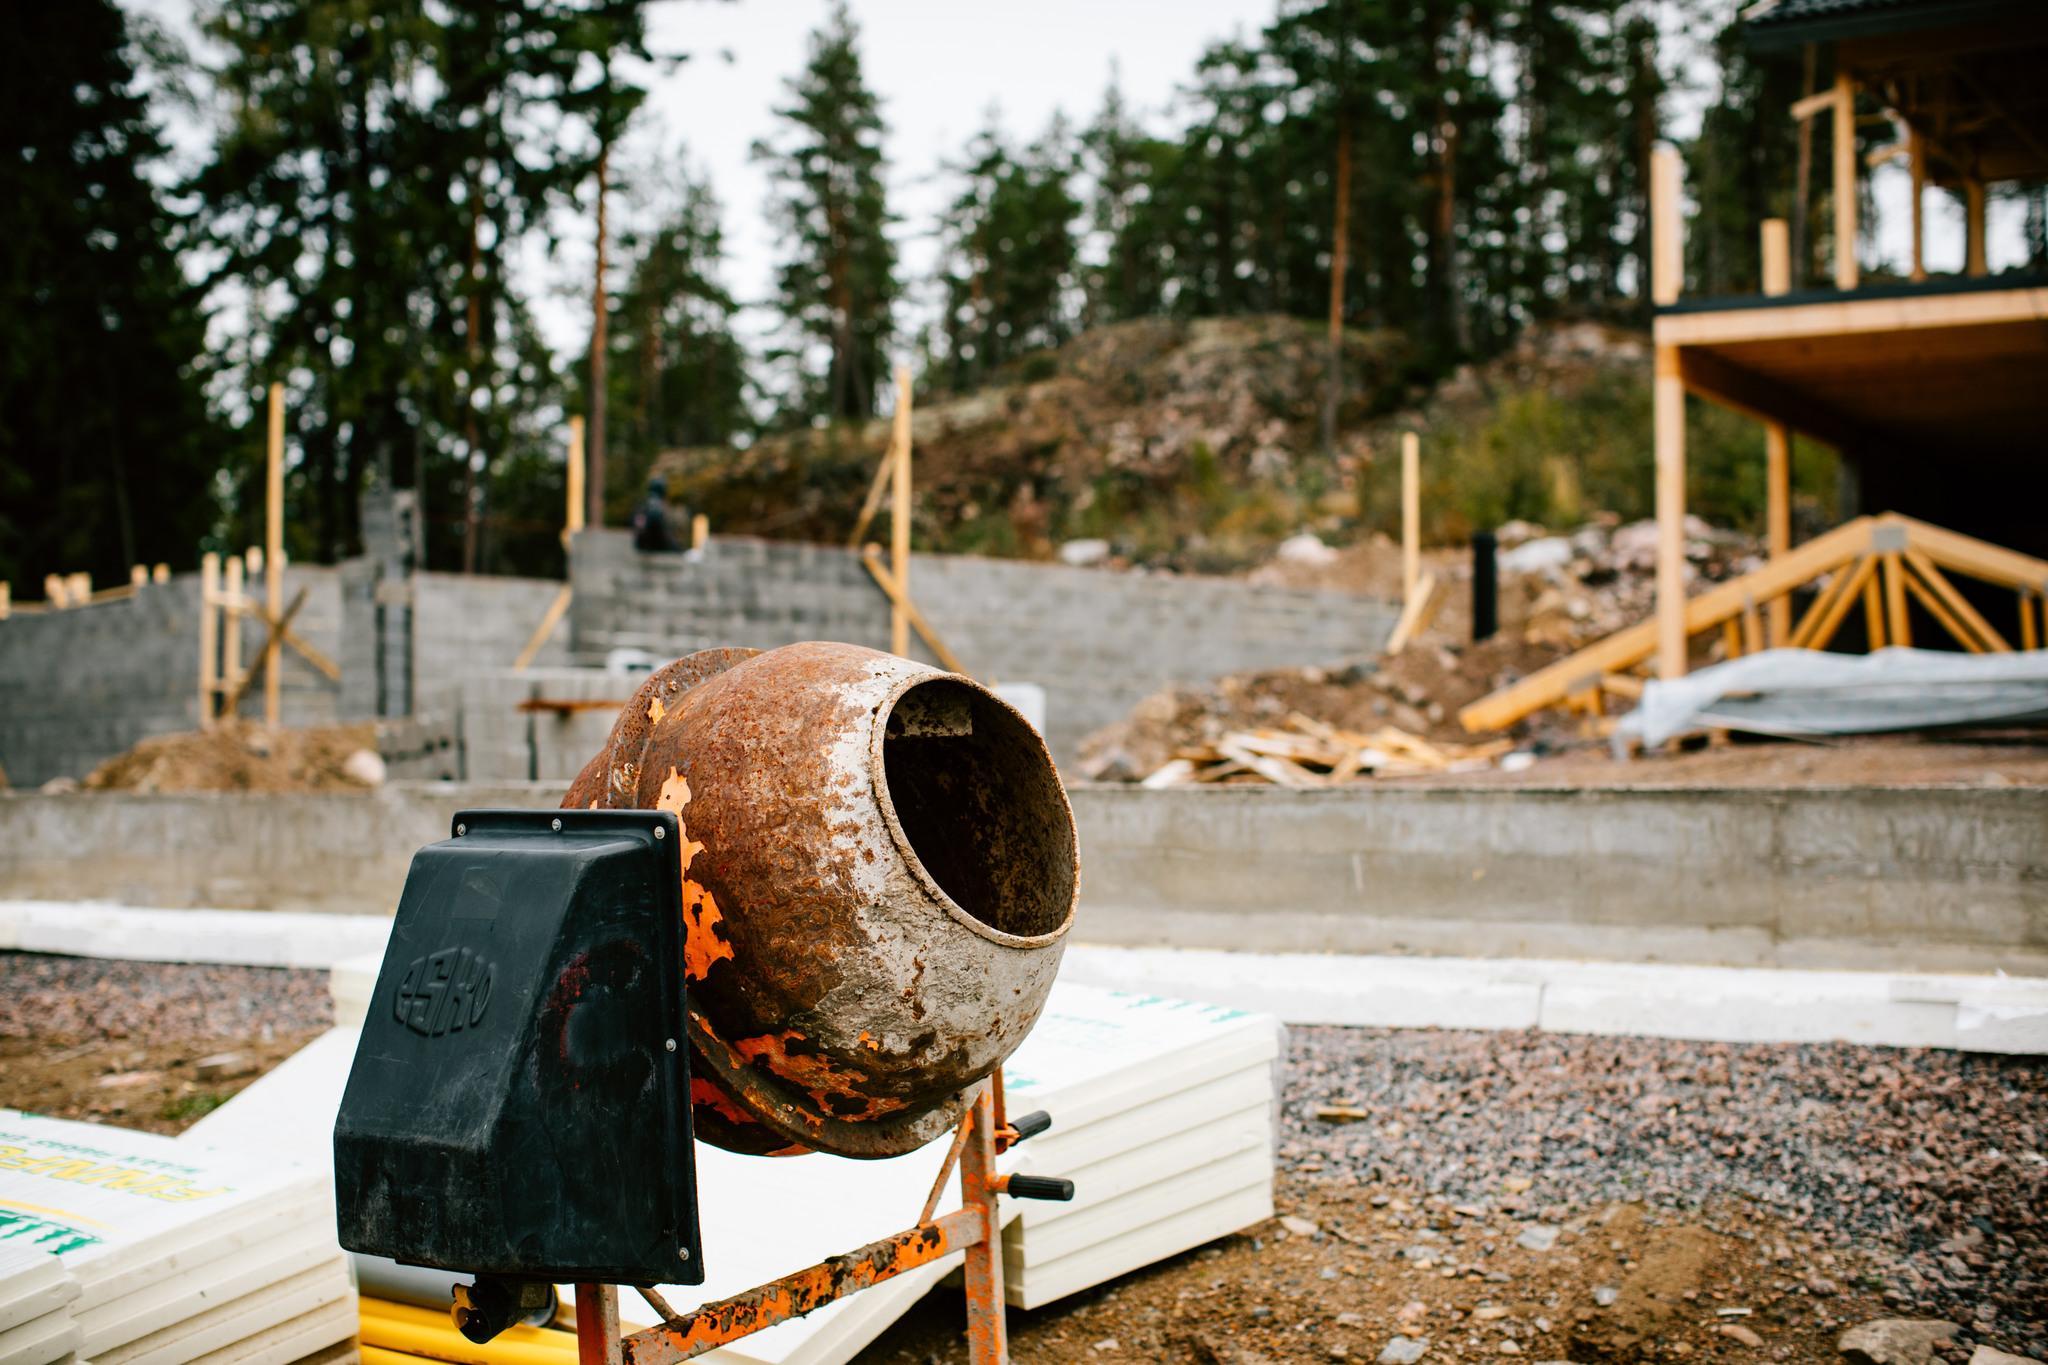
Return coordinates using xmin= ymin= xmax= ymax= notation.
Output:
xmin=4 ymin=958 xmax=2039 ymax=1364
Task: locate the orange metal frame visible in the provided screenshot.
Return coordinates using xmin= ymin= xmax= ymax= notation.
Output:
xmin=574 ymin=1077 xmax=1020 ymax=1365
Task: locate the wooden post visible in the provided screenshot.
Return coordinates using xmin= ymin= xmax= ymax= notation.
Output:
xmin=889 ymin=365 xmax=913 ymax=658
xmin=131 ymin=565 xmax=147 ymax=589
xmin=1400 ymin=431 xmax=1421 ymax=606
xmin=690 ymin=513 xmax=708 ymax=551
xmin=0 ymin=581 xmax=10 ymax=620
xmin=199 ymin=552 xmax=220 ymax=730
xmin=564 ymin=416 xmax=586 ymax=548
xmin=1832 ymin=74 xmax=1859 ymax=291
xmin=1882 ymin=552 xmax=1911 ymax=647
xmin=1908 ymin=128 xmax=1927 ymax=282
xmin=1650 ymin=144 xmax=1683 ymax=307
xmin=223 ymin=554 xmax=244 ymax=712
xmin=1650 ymin=143 xmax=1688 ymax=680
xmin=44 ymin=575 xmax=65 ymax=609
xmin=265 ymin=382 xmax=285 ymax=729
xmin=1765 ymin=421 xmax=1792 ymax=645
xmin=1761 ymin=219 xmax=1790 ymax=297
xmin=1965 ymin=179 xmax=1988 ymax=277
xmin=152 ymin=563 xmax=169 ymax=584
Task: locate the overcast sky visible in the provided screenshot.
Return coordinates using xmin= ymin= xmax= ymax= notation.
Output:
xmin=132 ymin=0 xmax=2019 ymax=370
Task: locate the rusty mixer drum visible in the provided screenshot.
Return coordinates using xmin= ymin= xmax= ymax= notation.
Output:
xmin=563 ymin=641 xmax=1078 ymax=1158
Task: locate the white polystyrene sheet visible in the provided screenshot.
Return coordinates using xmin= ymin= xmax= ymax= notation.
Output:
xmin=71 ymin=1190 xmax=330 ymax=1312
xmin=1012 ymin=1065 xmax=1273 ymax=1181
xmin=1003 ymin=1183 xmax=1276 ymax=1310
xmin=0 ymin=1303 xmax=80 ymax=1365
xmin=78 ymin=1223 xmax=337 ymax=1356
xmin=0 ymin=1110 xmax=325 ymax=1300
xmin=96 ymin=1259 xmax=353 ymax=1365
xmin=187 ymin=1293 xmax=359 ymax=1365
xmin=1006 ymin=1145 xmax=1271 ymax=1268
xmin=0 ymin=1245 xmax=76 ymax=1334
xmin=0 ymin=905 xmax=390 ymax=971
xmin=1616 ymin=645 xmax=2048 ymax=749
xmin=1012 ymin=1102 xmax=1270 ymax=1232
xmin=182 ymin=1030 xmax=363 ymax=1158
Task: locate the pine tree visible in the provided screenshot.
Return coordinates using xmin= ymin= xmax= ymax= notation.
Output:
xmin=0 ymin=0 xmax=222 ymax=594
xmin=753 ymin=2 xmax=898 ymax=424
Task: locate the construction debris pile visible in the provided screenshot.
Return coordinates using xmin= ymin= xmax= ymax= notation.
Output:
xmin=1080 ymin=516 xmax=1766 ymax=785
xmin=75 ymin=723 xmax=387 ymax=795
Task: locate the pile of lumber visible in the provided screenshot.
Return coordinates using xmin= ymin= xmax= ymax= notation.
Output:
xmin=1140 ymin=715 xmax=1513 ymax=787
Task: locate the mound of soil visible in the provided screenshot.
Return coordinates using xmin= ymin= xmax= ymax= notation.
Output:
xmin=83 ymin=721 xmax=384 ymax=794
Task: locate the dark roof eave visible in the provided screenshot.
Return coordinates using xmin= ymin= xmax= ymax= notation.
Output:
xmin=1743 ymin=0 xmax=2035 ymax=52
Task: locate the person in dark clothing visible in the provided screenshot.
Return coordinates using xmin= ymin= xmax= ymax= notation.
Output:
xmin=632 ymin=476 xmax=681 ymax=552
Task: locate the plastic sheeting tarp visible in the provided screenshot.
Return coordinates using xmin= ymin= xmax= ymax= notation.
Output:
xmin=1616 ymin=646 xmax=2048 ymax=750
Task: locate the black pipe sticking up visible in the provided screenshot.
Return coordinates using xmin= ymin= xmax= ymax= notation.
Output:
xmin=1471 ymin=531 xmax=1498 ymax=643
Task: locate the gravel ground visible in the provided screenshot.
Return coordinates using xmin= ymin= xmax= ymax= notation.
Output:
xmin=0 ymin=953 xmax=331 ymax=1041
xmin=1280 ymin=1027 xmax=2047 ymax=1356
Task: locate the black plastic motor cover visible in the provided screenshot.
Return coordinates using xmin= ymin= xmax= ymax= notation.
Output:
xmin=334 ymin=808 xmax=704 ymax=1286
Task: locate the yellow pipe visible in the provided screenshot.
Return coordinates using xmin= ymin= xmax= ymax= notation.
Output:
xmin=359 ymin=1299 xmax=578 ymax=1365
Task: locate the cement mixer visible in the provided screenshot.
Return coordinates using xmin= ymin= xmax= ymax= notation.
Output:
xmin=562 ymin=641 xmax=1077 ymax=1158
xmin=333 ymin=642 xmax=1080 ymax=1363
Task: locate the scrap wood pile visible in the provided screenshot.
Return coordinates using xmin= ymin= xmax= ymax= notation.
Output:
xmin=1143 ymin=714 xmax=1513 ymax=787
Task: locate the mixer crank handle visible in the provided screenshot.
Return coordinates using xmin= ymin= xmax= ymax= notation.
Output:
xmin=1000 ymin=1174 xmax=1075 ymax=1202
xmin=1005 ymin=1110 xmax=1052 ymax=1143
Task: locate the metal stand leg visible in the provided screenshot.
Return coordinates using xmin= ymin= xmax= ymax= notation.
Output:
xmin=959 ymin=1086 xmax=1008 ymax=1363
xmin=576 ymin=1283 xmax=622 ymax=1365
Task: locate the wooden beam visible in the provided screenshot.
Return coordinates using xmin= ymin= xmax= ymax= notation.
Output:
xmin=861 ymin=545 xmax=967 ymax=676
xmin=2021 ymin=592 xmax=2041 ymax=653
xmin=1401 ymin=431 xmax=1421 ymax=606
xmin=513 ymin=585 xmax=574 ymax=671
xmin=1675 ymin=347 xmax=1866 ymax=455
xmin=1654 ymin=286 xmax=2048 ymax=348
xmin=1833 ymin=73 xmax=1859 ymax=290
xmin=264 ymin=383 xmax=285 ymax=729
xmin=1741 ymin=595 xmax=1765 ymax=656
xmin=1765 ymin=420 xmax=1792 ymax=645
xmin=1881 ymin=550 xmax=1912 ymax=647
xmin=1909 ymin=127 xmax=1927 ymax=282
xmin=222 ymin=554 xmax=244 ymax=702
xmin=1650 ymin=144 xmax=1683 ymax=306
xmin=219 ymin=588 xmax=308 ymax=716
xmin=1964 ymin=179 xmax=1988 ymax=277
xmin=1904 ymin=548 xmax=2011 ymax=651
xmin=1654 ymin=346 xmax=1687 ymax=680
xmin=1790 ymin=89 xmax=1838 ymax=123
xmin=1896 ymin=513 xmax=2048 ymax=592
xmin=1808 ymin=554 xmax=1880 ymax=650
xmin=1861 ymin=563 xmax=1886 ymax=648
xmin=1459 ymin=515 xmax=1877 ymax=732
xmin=889 ymin=366 xmax=913 ymax=658
xmin=690 ymin=513 xmax=708 ymax=551
xmin=1385 ymin=570 xmax=1440 ymax=657
xmin=1790 ymin=556 xmax=1863 ymax=648
xmin=1898 ymin=561 xmax=1983 ymax=651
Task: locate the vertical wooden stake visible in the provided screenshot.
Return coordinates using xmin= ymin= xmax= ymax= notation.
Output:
xmin=1765 ymin=421 xmax=1791 ymax=645
xmin=1761 ymin=219 xmax=1790 ymax=297
xmin=70 ymin=572 xmax=91 ymax=605
xmin=690 ymin=513 xmax=708 ymax=551
xmin=199 ymin=552 xmax=220 ymax=730
xmin=1832 ymin=74 xmax=1859 ymax=291
xmin=1965 ymin=180 xmax=1988 ymax=277
xmin=265 ymin=382 xmax=285 ymax=730
xmin=1400 ymin=431 xmax=1421 ymax=607
xmin=130 ymin=565 xmax=147 ymax=589
xmin=1654 ymin=347 xmax=1688 ymax=680
xmin=223 ymin=554 xmax=244 ymax=714
xmin=1908 ymin=128 xmax=1927 ymax=283
xmin=45 ymin=575 xmax=65 ymax=609
xmin=1861 ymin=566 xmax=1886 ymax=649
xmin=1650 ymin=145 xmax=1683 ymax=307
xmin=1882 ymin=551 xmax=1911 ymax=647
xmin=152 ymin=563 xmax=170 ymax=584
xmin=889 ymin=365 xmax=913 ymax=658
xmin=564 ymin=416 xmax=586 ymax=549
xmin=1 ymin=581 xmax=10 ymax=620
xmin=2018 ymin=591 xmax=2039 ymax=652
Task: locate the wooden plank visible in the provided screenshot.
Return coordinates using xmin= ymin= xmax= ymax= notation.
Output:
xmin=690 ymin=513 xmax=708 ymax=550
xmin=265 ymin=382 xmax=285 ymax=729
xmin=1904 ymin=548 xmax=2011 ymax=652
xmin=1721 ymin=618 xmax=1743 ymax=660
xmin=1896 ymin=514 xmax=2048 ymax=593
xmin=1384 ymin=570 xmax=1439 ymax=656
xmin=223 ymin=554 xmax=245 ymax=699
xmin=861 ymin=546 xmax=969 ymax=676
xmin=198 ymin=552 xmax=220 ymax=730
xmin=1676 ymin=347 xmax=1865 ymax=455
xmin=1909 ymin=128 xmax=1927 ymax=283
xmin=1761 ymin=219 xmax=1790 ymax=297
xmin=1898 ymin=563 xmax=1982 ymax=651
xmin=513 ymin=585 xmax=574 ymax=671
xmin=1765 ymin=420 xmax=1791 ymax=644
xmin=218 ymin=588 xmax=308 ymax=715
xmin=1654 ymin=345 xmax=1687 ymax=679
xmin=565 ymin=416 xmax=586 ymax=547
xmin=1458 ymin=516 xmax=1875 ymax=732
xmin=1653 ymin=287 xmax=2048 ymax=349
xmin=1806 ymin=554 xmax=1879 ymax=650
xmin=2018 ymin=592 xmax=2039 ymax=652
xmin=1741 ymin=596 xmax=1764 ymax=656
xmin=1965 ymin=179 xmax=1988 ymax=277
xmin=1860 ymin=563 xmax=1886 ymax=649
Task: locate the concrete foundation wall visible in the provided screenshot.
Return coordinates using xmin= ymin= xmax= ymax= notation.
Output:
xmin=569 ymin=531 xmax=1399 ymax=762
xmin=0 ymin=569 xmax=342 ymax=786
xmin=4 ymin=782 xmax=2040 ymax=972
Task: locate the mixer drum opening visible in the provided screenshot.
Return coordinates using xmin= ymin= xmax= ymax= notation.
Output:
xmin=876 ymin=677 xmax=1076 ymax=944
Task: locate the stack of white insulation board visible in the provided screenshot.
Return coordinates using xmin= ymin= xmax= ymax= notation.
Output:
xmin=997 ymin=986 xmax=1281 ymax=1308
xmin=0 ymin=1244 xmax=81 ymax=1365
xmin=0 ymin=1110 xmax=357 ymax=1365
xmin=311 ymin=963 xmax=1279 ymax=1365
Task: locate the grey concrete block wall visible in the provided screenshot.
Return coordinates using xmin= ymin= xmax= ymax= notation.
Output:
xmin=569 ymin=531 xmax=1400 ymax=762
xmin=0 ymin=568 xmax=342 ymax=786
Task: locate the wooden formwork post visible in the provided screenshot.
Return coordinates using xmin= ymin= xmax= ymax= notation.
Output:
xmin=1651 ymin=144 xmax=1683 ymax=308
xmin=565 ymin=416 xmax=586 ymax=548
xmin=222 ymin=554 xmax=244 ymax=716
xmin=1400 ymin=431 xmax=1421 ymax=607
xmin=1832 ymin=74 xmax=1858 ymax=291
xmin=1649 ymin=144 xmax=1688 ymax=681
xmin=0 ymin=581 xmax=10 ymax=620
xmin=1908 ymin=128 xmax=1927 ymax=283
xmin=1761 ymin=218 xmax=1790 ymax=298
xmin=1765 ymin=421 xmax=1791 ymax=645
xmin=199 ymin=552 xmax=220 ymax=729
xmin=690 ymin=513 xmax=708 ymax=551
xmin=889 ymin=365 xmax=913 ymax=659
xmin=1965 ymin=180 xmax=1988 ymax=278
xmin=265 ymin=382 xmax=285 ymax=730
